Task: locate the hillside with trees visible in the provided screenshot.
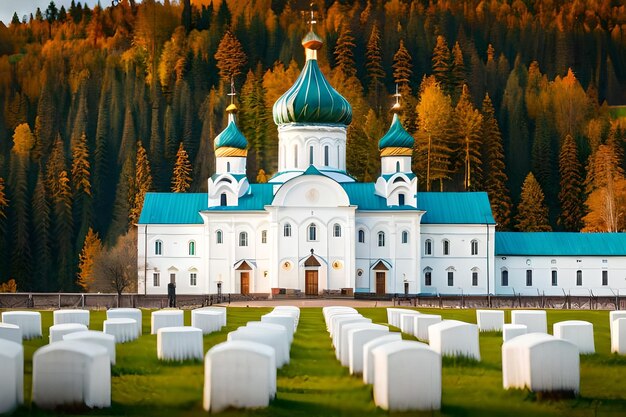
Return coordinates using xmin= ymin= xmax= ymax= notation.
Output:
xmin=0 ymin=0 xmax=625 ymax=291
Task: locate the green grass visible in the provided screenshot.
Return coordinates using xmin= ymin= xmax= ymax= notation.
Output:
xmin=6 ymin=307 xmax=626 ymax=416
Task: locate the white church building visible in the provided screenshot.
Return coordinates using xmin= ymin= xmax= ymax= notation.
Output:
xmin=137 ymin=29 xmax=626 ymax=298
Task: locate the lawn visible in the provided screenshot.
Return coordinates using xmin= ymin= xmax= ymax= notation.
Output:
xmin=7 ymin=307 xmax=626 ymax=416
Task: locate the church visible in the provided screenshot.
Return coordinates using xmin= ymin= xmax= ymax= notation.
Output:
xmin=137 ymin=28 xmax=626 ymax=298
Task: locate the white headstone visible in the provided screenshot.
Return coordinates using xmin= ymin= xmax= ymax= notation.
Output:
xmin=63 ymin=330 xmax=117 ymax=365
xmin=49 ymin=323 xmax=88 ymax=343
xmin=428 ymin=320 xmax=481 ymax=360
xmin=413 ymin=315 xmax=442 ymax=341
xmin=157 ymin=326 xmax=203 ymax=361
xmin=609 ymin=311 xmax=626 ymax=340
xmin=0 ymin=339 xmax=23 ymax=414
xmin=503 ymin=324 xmax=527 ymax=342
xmin=53 ymin=309 xmax=90 ymax=327
xmin=348 ymin=327 xmax=390 ymax=375
xmin=399 ymin=311 xmax=421 ymax=334
xmin=2 ymin=311 xmax=42 ymax=339
xmin=228 ymin=326 xmax=290 ymax=367
xmin=103 ymin=318 xmax=138 ymax=343
xmin=362 ymin=333 xmax=402 ymax=384
xmin=611 ymin=318 xmax=626 ymax=354
xmin=106 ymin=308 xmax=142 ymax=337
xmin=151 ymin=310 xmax=184 ymax=335
xmin=511 ymin=310 xmax=547 ymax=334
xmin=476 ymin=310 xmax=505 ymax=332
xmin=192 ymin=309 xmax=223 ymax=334
xmin=553 ymin=320 xmax=595 ymax=354
xmin=0 ymin=323 xmax=22 ymax=344
xmin=339 ymin=322 xmax=384 ymax=366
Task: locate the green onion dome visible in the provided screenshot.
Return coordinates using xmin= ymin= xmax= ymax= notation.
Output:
xmin=214 ymin=105 xmax=248 ymax=156
xmin=378 ymin=113 xmax=414 ymax=155
xmin=272 ymin=31 xmax=352 ymax=126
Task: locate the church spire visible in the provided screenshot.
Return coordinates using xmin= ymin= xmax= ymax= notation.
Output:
xmin=302 ymin=2 xmax=323 ymax=60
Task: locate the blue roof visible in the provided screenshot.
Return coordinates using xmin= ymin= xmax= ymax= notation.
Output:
xmin=496 ymin=232 xmax=626 ymax=256
xmin=138 ymin=193 xmax=207 ymax=224
xmin=418 ymin=192 xmax=495 ymax=224
xmin=341 ymin=183 xmax=418 ymax=211
xmin=214 ymin=120 xmax=248 ymax=150
xmin=378 ymin=113 xmax=414 ymax=149
xmin=205 ymin=184 xmax=274 ymax=212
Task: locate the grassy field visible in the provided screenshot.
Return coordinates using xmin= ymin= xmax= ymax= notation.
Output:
xmin=7 ymin=307 xmax=626 ymax=416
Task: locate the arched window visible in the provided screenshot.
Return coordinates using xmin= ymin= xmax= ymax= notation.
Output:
xmin=155 ymin=240 xmax=162 ymax=255
xmin=216 ymin=230 xmax=223 ymax=244
xmin=188 ymin=241 xmax=196 ymax=256
xmin=324 ymin=145 xmax=329 ymax=166
xmin=471 ymin=239 xmax=479 ymax=255
xmin=309 ymin=145 xmax=314 ymax=165
xmin=396 ymin=161 xmax=400 ymax=172
xmin=308 ymin=223 xmax=317 ymax=241
xmin=401 ymin=231 xmax=409 ymax=244
xmin=472 ymin=268 xmax=479 ymax=286
xmin=398 ymin=193 xmax=405 ymax=206
xmin=424 ymin=239 xmax=432 ymax=255
xmin=333 ymin=223 xmax=341 ymax=237
xmin=283 ymin=223 xmax=292 ymax=237
xmin=443 ymin=239 xmax=450 ymax=255
xmin=294 ymin=145 xmax=298 ymax=168
xmin=220 ymin=193 xmax=227 ymax=206
xmin=378 ymin=231 xmax=385 ymax=247
xmin=358 ymin=229 xmax=365 ymax=243
xmin=447 ymin=271 xmax=454 ymax=286
xmin=501 ymin=269 xmax=508 ymax=286
xmin=576 ymin=270 xmax=583 ymax=286
xmin=261 ymin=230 xmax=267 ymax=244
xmin=239 ymin=232 xmax=248 ymax=247
xmin=226 ymin=162 xmax=231 ymax=172
xmin=424 ymin=267 xmax=432 ymax=286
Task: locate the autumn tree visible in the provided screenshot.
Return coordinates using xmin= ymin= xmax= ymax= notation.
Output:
xmin=76 ymin=228 xmax=102 ymax=292
xmin=557 ymin=134 xmax=584 ymax=231
xmin=93 ymin=230 xmax=137 ymax=297
xmin=130 ymin=141 xmax=152 ymax=225
xmin=215 ymin=30 xmax=247 ymax=88
xmin=551 ymin=68 xmax=588 ymax=140
xmin=481 ymin=94 xmax=511 ymax=229
xmin=334 ymin=24 xmax=356 ymax=79
xmin=366 ymin=24 xmax=385 ymax=111
xmin=256 ymin=169 xmax=268 ymax=183
xmin=432 ymin=35 xmax=452 ymax=96
xmin=455 ymin=85 xmax=483 ymax=190
xmin=32 ymin=169 xmax=52 ymax=291
xmin=393 ymin=40 xmax=413 ymax=93
xmin=451 ymin=42 xmax=465 ymax=102
xmin=516 ymin=172 xmax=552 ymax=232
xmin=171 ymin=142 xmax=192 ymax=192
xmin=0 ymin=178 xmax=7 ymax=221
xmin=415 ymin=77 xmax=454 ymax=191
xmin=54 ymin=170 xmax=74 ymax=290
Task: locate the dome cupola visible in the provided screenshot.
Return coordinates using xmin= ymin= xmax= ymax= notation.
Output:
xmin=214 ymin=104 xmax=248 ymax=157
xmin=272 ymin=28 xmax=352 ymax=126
xmin=378 ymin=113 xmax=414 ymax=156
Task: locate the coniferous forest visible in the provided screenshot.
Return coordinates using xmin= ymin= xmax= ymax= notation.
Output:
xmin=0 ymin=0 xmax=625 ymax=292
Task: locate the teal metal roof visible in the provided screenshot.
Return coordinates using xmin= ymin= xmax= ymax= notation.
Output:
xmin=205 ymin=184 xmax=274 ymax=211
xmin=138 ymin=193 xmax=207 ymax=224
xmin=341 ymin=183 xmax=418 ymax=211
xmin=378 ymin=114 xmax=414 ymax=149
xmin=418 ymin=192 xmax=495 ymax=224
xmin=214 ymin=120 xmax=248 ymax=150
xmin=496 ymin=232 xmax=626 ymax=256
xmin=273 ymin=58 xmax=352 ymax=126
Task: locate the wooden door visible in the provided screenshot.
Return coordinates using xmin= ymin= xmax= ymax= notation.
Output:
xmin=240 ymin=272 xmax=250 ymax=295
xmin=376 ymin=272 xmax=386 ymax=295
xmin=305 ymin=270 xmax=318 ymax=296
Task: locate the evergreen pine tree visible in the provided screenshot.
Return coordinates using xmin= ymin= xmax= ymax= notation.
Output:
xmin=171 ymin=142 xmax=192 ymax=193
xmin=432 ymin=35 xmax=452 ymax=96
xmin=481 ymin=94 xmax=512 ymax=229
xmin=451 ymin=42 xmax=465 ymax=103
xmin=366 ymin=24 xmax=385 ymax=111
xmin=558 ymin=134 xmax=584 ymax=231
xmin=76 ymin=227 xmax=102 ymax=292
xmin=130 ymin=141 xmax=152 ymax=226
xmin=32 ymin=169 xmax=52 ymax=291
xmin=71 ymin=131 xmax=93 ymax=254
xmin=334 ymin=24 xmax=357 ymax=79
xmin=393 ymin=40 xmax=413 ymax=93
xmin=515 ymin=172 xmax=552 ymax=232
xmin=0 ymin=177 xmax=8 ymax=283
xmin=109 ymin=152 xmax=135 ymax=244
xmin=0 ymin=178 xmax=7 ymax=220
xmin=118 ymin=107 xmax=136 ymax=165
xmin=53 ymin=170 xmax=74 ymax=290
xmin=455 ymin=85 xmax=483 ymax=190
xmin=215 ymin=30 xmax=247 ymax=88
xmin=240 ymin=69 xmax=267 ymax=175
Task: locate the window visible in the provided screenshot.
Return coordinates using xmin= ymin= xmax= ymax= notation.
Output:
xmin=358 ymin=229 xmax=365 ymax=243
xmin=284 ymin=223 xmax=292 ymax=237
xmin=551 ymin=270 xmax=558 ymax=286
xmin=324 ymin=145 xmax=329 ymax=166
xmin=308 ymin=223 xmax=317 ymax=241
xmin=424 ymin=269 xmax=432 ymax=286
xmin=378 ymin=232 xmax=385 ymax=247
xmin=501 ymin=270 xmax=508 ymax=286
xmin=155 ymin=240 xmax=162 ymax=255
xmin=443 ymin=239 xmax=450 ymax=255
xmin=261 ymin=230 xmax=267 ymax=244
xmin=170 ymin=273 xmax=176 ymax=284
xmin=576 ymin=270 xmax=582 ymax=286
xmin=294 ymin=145 xmax=298 ymax=167
xmin=226 ymin=161 xmax=231 ymax=172
xmin=216 ymin=230 xmax=223 ymax=244
xmin=398 ymin=193 xmax=405 ymax=206
xmin=401 ymin=231 xmax=409 ymax=244
xmin=309 ymin=145 xmax=314 ymax=165
xmin=471 ymin=240 xmax=478 ymax=256
xmin=526 ymin=270 xmax=533 ymax=286
xmin=239 ymin=232 xmax=248 ymax=247
xmin=425 ymin=239 xmax=432 ymax=255
xmin=190 ymin=273 xmax=197 ymax=286
xmin=447 ymin=271 xmax=454 ymax=286
xmin=220 ymin=193 xmax=227 ymax=206
xmin=188 ymin=241 xmax=196 ymax=255
xmin=333 ymin=223 xmax=341 ymax=237
xmin=472 ymin=271 xmax=478 ymax=286
xmin=603 ymin=270 xmax=608 ymax=286
xmin=153 ymin=272 xmax=160 ymax=287
xmin=396 ymin=161 xmax=400 ymax=172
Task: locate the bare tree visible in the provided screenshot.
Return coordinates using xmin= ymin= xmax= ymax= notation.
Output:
xmin=93 ymin=230 xmax=137 ymax=297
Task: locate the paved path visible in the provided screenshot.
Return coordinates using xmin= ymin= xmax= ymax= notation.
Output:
xmin=219 ymin=298 xmax=396 ymax=308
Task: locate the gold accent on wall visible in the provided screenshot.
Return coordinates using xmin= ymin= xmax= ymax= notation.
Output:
xmin=380 ymin=147 xmax=412 ymax=157
xmin=215 ymin=147 xmax=248 ymax=157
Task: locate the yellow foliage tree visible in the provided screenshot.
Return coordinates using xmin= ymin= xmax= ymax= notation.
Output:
xmin=12 ymin=123 xmax=35 ymax=156
xmin=0 ymin=279 xmax=17 ymax=293
xmin=76 ymin=227 xmax=103 ymax=292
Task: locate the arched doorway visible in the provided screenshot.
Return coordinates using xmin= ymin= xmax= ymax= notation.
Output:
xmin=304 ymin=254 xmax=321 ymax=296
